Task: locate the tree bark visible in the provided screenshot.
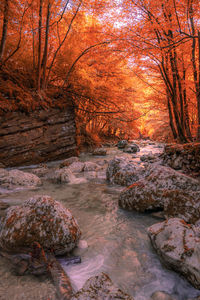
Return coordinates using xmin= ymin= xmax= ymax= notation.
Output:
xmin=41 ymin=0 xmax=51 ymax=90
xmin=0 ymin=0 xmax=9 ymax=63
xmin=37 ymin=0 xmax=43 ymax=92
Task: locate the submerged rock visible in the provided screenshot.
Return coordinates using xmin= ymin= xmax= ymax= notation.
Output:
xmin=0 ymin=200 xmax=9 ymax=210
xmin=150 ymin=291 xmax=175 ymax=300
xmin=106 ymin=157 xmax=144 ymax=186
xmin=0 ymin=195 xmax=81 ymax=255
xmin=148 ymin=218 xmax=200 ymax=289
xmin=72 ymin=272 xmax=134 ymax=299
xmin=0 ymin=168 xmax=41 ymax=189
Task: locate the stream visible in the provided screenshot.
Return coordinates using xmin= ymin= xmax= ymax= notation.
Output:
xmin=0 ymin=141 xmax=200 ymax=300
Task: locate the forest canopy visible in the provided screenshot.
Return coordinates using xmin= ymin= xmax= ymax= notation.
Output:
xmin=0 ymin=0 xmax=200 ymax=142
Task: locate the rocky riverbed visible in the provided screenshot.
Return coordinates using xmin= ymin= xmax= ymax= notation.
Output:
xmin=0 ymin=140 xmax=200 ymax=300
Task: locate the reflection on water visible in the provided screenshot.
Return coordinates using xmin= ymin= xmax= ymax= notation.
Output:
xmin=0 ymin=144 xmax=200 ymax=300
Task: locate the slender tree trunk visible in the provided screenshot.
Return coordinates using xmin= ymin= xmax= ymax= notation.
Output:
xmin=0 ymin=0 xmax=9 ymax=63
xmin=182 ymin=61 xmax=192 ymax=140
xmin=197 ymin=30 xmax=200 ymax=140
xmin=189 ymin=2 xmax=200 ymax=140
xmin=37 ymin=0 xmax=43 ymax=92
xmin=42 ymin=0 xmax=51 ymax=89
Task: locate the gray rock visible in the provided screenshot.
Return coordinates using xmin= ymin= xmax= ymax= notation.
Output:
xmin=123 ymin=144 xmax=140 ymax=154
xmin=92 ymin=148 xmax=107 ymax=156
xmin=0 ymin=168 xmax=42 ymax=189
xmin=148 ymin=218 xmax=200 ymax=289
xmin=117 ymin=140 xmax=128 ymax=149
xmin=106 ymin=157 xmax=144 ymax=186
xmin=72 ymin=272 xmax=134 ymax=299
xmin=50 ymin=167 xmax=86 ymax=185
xmin=60 ymin=157 xmax=79 ymax=168
xmin=119 ymin=165 xmax=200 ymax=212
xmin=69 ymin=162 xmax=85 ymax=173
xmin=140 ymin=152 xmax=158 ymax=162
xmin=31 ymin=166 xmax=49 ymax=177
xmin=0 ymin=195 xmax=81 ymax=255
xmin=164 ymin=190 xmax=200 ymax=224
xmin=51 ymin=167 xmax=74 ymax=183
xmin=84 ymin=162 xmax=100 ymax=172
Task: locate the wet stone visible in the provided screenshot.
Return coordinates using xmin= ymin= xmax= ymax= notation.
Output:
xmin=72 ymin=272 xmax=134 ymax=300
xmin=0 ymin=195 xmax=81 ymax=255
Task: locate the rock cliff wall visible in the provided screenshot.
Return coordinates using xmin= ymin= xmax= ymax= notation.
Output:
xmin=0 ymin=107 xmax=77 ymax=167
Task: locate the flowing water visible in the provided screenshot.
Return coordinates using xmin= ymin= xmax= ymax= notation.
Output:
xmin=0 ymin=142 xmax=200 ymax=300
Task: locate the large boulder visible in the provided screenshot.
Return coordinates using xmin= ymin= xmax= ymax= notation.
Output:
xmin=148 ymin=218 xmax=200 ymax=289
xmin=119 ymin=181 xmax=163 ymax=212
xmin=0 ymin=195 xmax=81 ymax=255
xmin=0 ymin=168 xmax=41 ymax=189
xmin=72 ymin=272 xmax=134 ymax=300
xmin=164 ymin=190 xmax=200 ymax=224
xmin=119 ymin=165 xmax=200 ymax=212
xmin=106 ymin=157 xmax=145 ymax=186
xmin=144 ymin=165 xmax=200 ymax=191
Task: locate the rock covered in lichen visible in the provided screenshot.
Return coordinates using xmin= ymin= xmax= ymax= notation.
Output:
xmin=144 ymin=165 xmax=200 ymax=191
xmin=163 ymin=190 xmax=200 ymax=224
xmin=119 ymin=181 xmax=163 ymax=212
xmin=148 ymin=218 xmax=200 ymax=289
xmin=106 ymin=157 xmax=144 ymax=186
xmin=119 ymin=165 xmax=200 ymax=212
xmin=72 ymin=272 xmax=134 ymax=300
xmin=0 ymin=195 xmax=81 ymax=255
xmin=0 ymin=168 xmax=41 ymax=189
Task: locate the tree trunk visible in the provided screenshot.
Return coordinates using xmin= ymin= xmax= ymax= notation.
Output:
xmin=0 ymin=0 xmax=9 ymax=63
xmin=197 ymin=30 xmax=200 ymax=140
xmin=37 ymin=0 xmax=43 ymax=92
xmin=41 ymin=0 xmax=51 ymax=90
